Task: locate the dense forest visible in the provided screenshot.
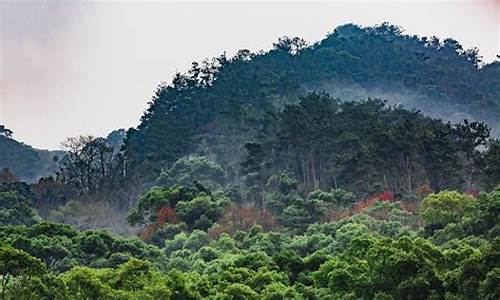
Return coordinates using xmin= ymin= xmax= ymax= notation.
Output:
xmin=1 ymin=23 xmax=499 ymax=299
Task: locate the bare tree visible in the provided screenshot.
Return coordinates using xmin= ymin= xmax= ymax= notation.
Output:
xmin=59 ymin=135 xmax=118 ymax=194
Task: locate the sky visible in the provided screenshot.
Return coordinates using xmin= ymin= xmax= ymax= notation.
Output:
xmin=1 ymin=0 xmax=499 ymax=150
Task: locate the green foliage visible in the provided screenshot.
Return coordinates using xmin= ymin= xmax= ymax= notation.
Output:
xmin=151 ymin=222 xmax=188 ymax=247
xmin=157 ymin=156 xmax=227 ymax=191
xmin=429 ymin=188 xmax=500 ymax=244
xmin=2 ymin=23 xmax=500 ymax=300
xmin=122 ymin=23 xmax=499 ymax=199
xmin=0 ymin=221 xmax=167 ymax=274
xmin=127 ymin=186 xmax=185 ymax=225
xmin=265 ymin=172 xmax=298 ymax=213
xmin=61 ymin=259 xmax=172 ymax=299
xmin=476 ymin=188 xmax=500 ymax=234
xmin=482 ymin=141 xmax=500 ymax=190
xmin=5 ymin=176 xmax=496 ymax=299
xmin=221 ymin=283 xmax=259 ymax=300
xmin=479 ymin=267 xmax=500 ymax=300
xmin=0 ymin=190 xmax=39 ymax=226
xmin=176 ymin=192 xmax=230 ymax=231
xmin=1 ymin=191 xmax=498 ymax=299
xmin=420 ymin=191 xmax=476 ymax=234
xmin=309 ymin=188 xmax=357 ymax=207
xmin=128 ymin=184 xmax=229 ymax=233
xmin=258 ymin=93 xmax=485 ymax=195
xmin=0 ymin=245 xmax=47 ymax=299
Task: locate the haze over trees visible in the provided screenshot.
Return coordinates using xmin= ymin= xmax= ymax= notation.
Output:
xmin=120 ymin=23 xmax=499 ymax=205
xmin=0 ymin=125 xmax=63 ymax=182
xmin=0 ymin=23 xmax=499 ymax=299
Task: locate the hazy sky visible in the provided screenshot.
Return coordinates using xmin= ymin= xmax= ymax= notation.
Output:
xmin=1 ymin=0 xmax=499 ymax=149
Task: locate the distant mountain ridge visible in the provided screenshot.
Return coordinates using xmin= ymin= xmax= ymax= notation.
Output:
xmin=0 ymin=129 xmax=126 ymax=182
xmin=0 ymin=135 xmax=64 ymax=182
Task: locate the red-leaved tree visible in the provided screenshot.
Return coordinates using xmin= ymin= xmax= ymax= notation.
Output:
xmin=208 ymin=203 xmax=276 ymax=239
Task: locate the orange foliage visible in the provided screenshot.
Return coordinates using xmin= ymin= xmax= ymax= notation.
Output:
xmin=156 ymin=206 xmax=179 ymax=225
xmin=352 ymin=191 xmax=394 ymax=214
xmin=323 ymin=191 xmax=401 ymax=222
xmin=208 ymin=203 xmax=276 ymax=238
xmin=139 ymin=205 xmax=179 ymax=241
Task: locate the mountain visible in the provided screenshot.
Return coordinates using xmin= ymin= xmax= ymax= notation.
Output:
xmin=0 ymin=23 xmax=499 ymax=300
xmin=123 ymin=23 xmax=499 ymax=188
xmin=0 ymin=135 xmax=64 ymax=182
xmin=0 ymin=129 xmax=126 ymax=183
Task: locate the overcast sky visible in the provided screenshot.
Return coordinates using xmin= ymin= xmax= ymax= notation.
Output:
xmin=1 ymin=0 xmax=499 ymax=149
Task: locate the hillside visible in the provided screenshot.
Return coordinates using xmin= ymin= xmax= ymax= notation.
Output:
xmin=0 ymin=23 xmax=499 ymax=299
xmin=0 ymin=135 xmax=64 ymax=182
xmin=122 ymin=23 xmax=500 ymax=199
xmin=0 ymin=129 xmax=126 ymax=183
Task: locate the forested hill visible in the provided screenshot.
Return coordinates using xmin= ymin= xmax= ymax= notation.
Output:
xmin=0 ymin=135 xmax=64 ymax=182
xmin=123 ymin=23 xmax=500 ymax=193
xmin=1 ymin=23 xmax=500 ymax=300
